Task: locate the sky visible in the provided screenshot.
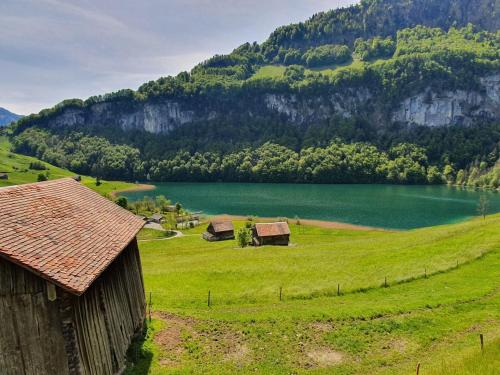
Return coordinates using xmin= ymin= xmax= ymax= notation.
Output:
xmin=0 ymin=0 xmax=357 ymax=115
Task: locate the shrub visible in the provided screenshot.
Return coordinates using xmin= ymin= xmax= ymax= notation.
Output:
xmin=237 ymin=228 xmax=251 ymax=248
xmin=29 ymin=161 xmax=47 ymax=170
xmin=115 ymin=196 xmax=128 ymax=209
xmin=37 ymin=173 xmax=48 ymax=182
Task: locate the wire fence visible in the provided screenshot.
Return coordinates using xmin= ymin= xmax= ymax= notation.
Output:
xmin=145 ymin=250 xmax=491 ymax=308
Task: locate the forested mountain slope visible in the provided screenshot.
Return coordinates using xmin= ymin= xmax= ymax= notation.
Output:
xmin=0 ymin=108 xmax=21 ymax=127
xmin=7 ymin=0 xmax=500 ymax=186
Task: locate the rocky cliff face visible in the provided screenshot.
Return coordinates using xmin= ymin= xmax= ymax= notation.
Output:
xmin=38 ymin=74 xmax=500 ymax=135
xmin=391 ymin=75 xmax=500 ymax=126
xmin=263 ymin=88 xmax=373 ymax=123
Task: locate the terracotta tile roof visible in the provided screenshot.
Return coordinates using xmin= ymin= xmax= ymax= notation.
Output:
xmin=0 ymin=178 xmax=144 ymax=295
xmin=254 ymin=222 xmax=290 ymax=237
xmin=210 ymin=221 xmax=234 ymax=233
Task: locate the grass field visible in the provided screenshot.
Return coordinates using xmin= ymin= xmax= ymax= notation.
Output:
xmin=126 ymin=214 xmax=500 ymax=374
xmin=250 ymin=60 xmax=367 ymax=80
xmin=2 ymin=136 xmax=498 ymax=374
xmin=0 ymin=136 xmax=137 ymax=196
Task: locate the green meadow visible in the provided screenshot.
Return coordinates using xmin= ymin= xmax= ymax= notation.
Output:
xmin=128 ymin=215 xmax=500 ymax=374
xmin=0 ymin=136 xmax=136 ymax=196
xmin=250 ymin=60 xmax=367 ymax=80
xmin=2 ymin=135 xmax=498 ymax=374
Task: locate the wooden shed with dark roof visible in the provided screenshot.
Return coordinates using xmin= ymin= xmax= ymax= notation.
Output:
xmin=203 ymin=221 xmax=235 ymax=241
xmin=0 ymin=178 xmax=146 ymax=375
xmin=252 ymin=222 xmax=291 ymax=246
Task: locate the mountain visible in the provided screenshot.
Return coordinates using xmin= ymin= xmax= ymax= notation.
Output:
xmin=9 ymin=0 xmax=500 ymax=187
xmin=0 ymin=107 xmax=22 ymax=127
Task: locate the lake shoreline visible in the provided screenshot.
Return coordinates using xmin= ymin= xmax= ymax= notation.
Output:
xmin=122 ymin=182 xmax=500 ymax=229
xmin=210 ymin=214 xmax=394 ymax=232
xmin=110 ymin=183 xmax=156 ymax=198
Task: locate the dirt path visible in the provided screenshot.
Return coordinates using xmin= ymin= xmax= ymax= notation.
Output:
xmin=138 ymin=230 xmax=185 ymax=242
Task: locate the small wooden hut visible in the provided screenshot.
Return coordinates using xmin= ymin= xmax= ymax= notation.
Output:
xmin=203 ymin=221 xmax=235 ymax=241
xmin=0 ymin=178 xmax=146 ymax=375
xmin=150 ymin=213 xmax=164 ymax=224
xmin=252 ymin=222 xmax=290 ymax=246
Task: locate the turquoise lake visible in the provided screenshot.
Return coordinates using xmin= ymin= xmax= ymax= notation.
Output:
xmin=123 ymin=183 xmax=500 ymax=229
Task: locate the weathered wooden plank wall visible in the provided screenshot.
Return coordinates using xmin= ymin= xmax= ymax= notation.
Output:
xmin=0 ymin=239 xmax=146 ymax=375
xmin=70 ymin=239 xmax=146 ymax=375
xmin=0 ymin=258 xmax=69 ymax=375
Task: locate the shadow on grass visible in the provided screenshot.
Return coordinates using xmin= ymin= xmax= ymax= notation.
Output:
xmin=123 ymin=320 xmax=156 ymax=375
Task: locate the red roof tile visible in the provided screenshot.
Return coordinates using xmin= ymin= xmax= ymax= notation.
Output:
xmin=210 ymin=221 xmax=234 ymax=233
xmin=254 ymin=222 xmax=290 ymax=237
xmin=0 ymin=178 xmax=144 ymax=295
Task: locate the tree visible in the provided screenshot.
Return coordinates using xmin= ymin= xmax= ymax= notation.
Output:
xmin=115 ymin=196 xmax=128 ymax=209
xmin=426 ymin=166 xmax=443 ymax=184
xmin=29 ymin=161 xmax=47 ymax=170
xmin=128 ymin=201 xmax=139 ymax=214
xmin=237 ymin=228 xmax=251 ymax=248
xmin=443 ymin=164 xmax=455 ymax=183
xmin=477 ymin=195 xmax=489 ymax=219
xmin=155 ymin=195 xmax=171 ymax=213
xmin=164 ymin=214 xmax=177 ymax=231
xmin=455 ymin=169 xmax=466 ymax=185
xmin=175 ymin=202 xmax=182 ymax=214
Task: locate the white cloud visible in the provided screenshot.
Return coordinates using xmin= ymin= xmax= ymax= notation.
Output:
xmin=0 ymin=0 xmax=357 ymax=114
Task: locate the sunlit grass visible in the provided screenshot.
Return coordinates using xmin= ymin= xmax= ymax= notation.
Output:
xmin=0 ymin=135 xmax=137 ymax=196
xmin=129 ymin=215 xmax=500 ymax=374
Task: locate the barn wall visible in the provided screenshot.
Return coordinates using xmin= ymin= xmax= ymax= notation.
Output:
xmin=70 ymin=239 xmax=146 ymax=375
xmin=261 ymin=235 xmax=290 ymax=246
xmin=0 ymin=258 xmax=69 ymax=375
xmin=218 ymin=231 xmax=235 ymax=240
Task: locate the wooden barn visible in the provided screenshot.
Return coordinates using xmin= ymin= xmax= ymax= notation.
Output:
xmin=0 ymin=178 xmax=146 ymax=375
xmin=252 ymin=222 xmax=291 ymax=246
xmin=149 ymin=213 xmax=164 ymax=224
xmin=203 ymin=221 xmax=235 ymax=241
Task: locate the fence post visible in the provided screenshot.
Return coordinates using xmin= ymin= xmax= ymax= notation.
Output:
xmin=424 ymin=268 xmax=427 ymax=278
xmin=384 ymin=277 xmax=388 ymax=288
xmin=480 ymin=333 xmax=484 ymax=352
xmin=208 ymin=290 xmax=211 ymax=307
xmin=148 ymin=292 xmax=152 ymax=322
xmin=416 ymin=362 xmax=420 ymax=375
xmin=337 ymin=284 xmax=340 ymax=296
xmin=279 ymin=286 xmax=282 ymax=301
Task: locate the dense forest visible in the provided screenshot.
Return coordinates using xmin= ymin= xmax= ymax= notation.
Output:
xmin=6 ymin=0 xmax=500 ymax=187
xmin=11 ymin=127 xmax=499 ymax=188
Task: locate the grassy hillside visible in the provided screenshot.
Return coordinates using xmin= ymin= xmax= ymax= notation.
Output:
xmin=250 ymin=60 xmax=365 ymax=80
xmin=127 ymin=215 xmax=500 ymax=374
xmin=0 ymin=136 xmax=137 ymax=196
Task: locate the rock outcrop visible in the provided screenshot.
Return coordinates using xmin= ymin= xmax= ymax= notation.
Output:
xmin=391 ymin=75 xmax=500 ymax=126
xmin=28 ymin=75 xmax=500 ymax=135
